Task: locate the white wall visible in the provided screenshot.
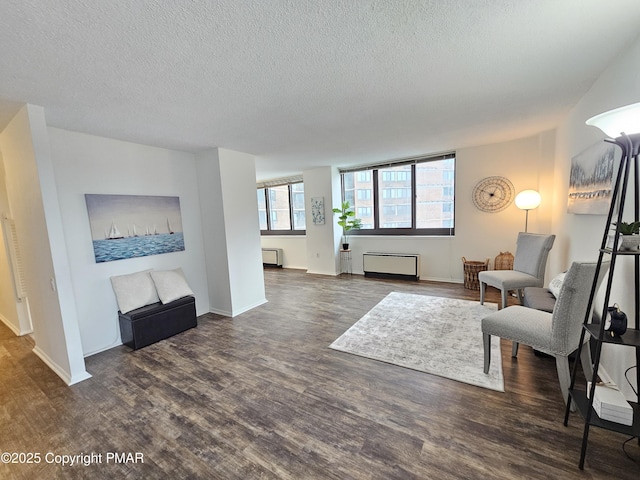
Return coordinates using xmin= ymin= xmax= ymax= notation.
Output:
xmin=0 ymin=151 xmax=21 ymax=334
xmin=197 ymin=148 xmax=266 ymax=316
xmin=218 ymin=148 xmax=266 ymax=315
xmin=303 ymin=166 xmax=343 ymax=275
xmin=0 ymin=106 xmax=89 ymax=385
xmin=551 ymin=35 xmax=640 ymax=400
xmin=48 ymin=128 xmax=210 ymax=356
xmin=260 ymin=236 xmax=307 ymax=269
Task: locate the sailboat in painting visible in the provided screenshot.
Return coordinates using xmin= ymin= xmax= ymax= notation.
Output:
xmin=106 ymin=221 xmax=124 ymax=240
xmin=167 ymin=218 xmax=174 ymax=234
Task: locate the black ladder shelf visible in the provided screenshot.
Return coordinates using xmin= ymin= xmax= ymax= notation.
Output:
xmin=563 ymin=132 xmax=640 ymax=470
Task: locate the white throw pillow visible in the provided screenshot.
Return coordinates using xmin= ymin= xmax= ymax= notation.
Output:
xmin=150 ymin=268 xmax=194 ymax=304
xmin=110 ymin=270 xmax=160 ymax=314
xmin=548 ymin=272 xmax=566 ymax=298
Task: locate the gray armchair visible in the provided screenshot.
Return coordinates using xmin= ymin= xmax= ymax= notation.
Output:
xmin=479 ymin=232 xmax=555 ymax=309
xmin=481 ymin=261 xmax=609 ymax=407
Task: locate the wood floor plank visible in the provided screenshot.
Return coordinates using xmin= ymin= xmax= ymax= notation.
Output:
xmin=0 ymin=268 xmax=638 ymax=479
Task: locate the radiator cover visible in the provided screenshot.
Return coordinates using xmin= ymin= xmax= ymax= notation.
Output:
xmin=363 ymin=252 xmax=420 ymax=280
xmin=262 ymin=248 xmax=283 ymax=267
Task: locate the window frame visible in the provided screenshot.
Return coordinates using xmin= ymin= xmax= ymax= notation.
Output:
xmin=258 ymin=182 xmax=306 ymax=236
xmin=340 ymin=154 xmax=455 ymax=236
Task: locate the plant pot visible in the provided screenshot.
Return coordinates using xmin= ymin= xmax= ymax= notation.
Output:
xmin=620 ymin=234 xmax=640 ymax=251
xmin=342 ymin=243 xmax=349 ymax=251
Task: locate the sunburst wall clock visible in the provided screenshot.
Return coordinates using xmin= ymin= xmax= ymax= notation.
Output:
xmin=472 ymin=176 xmax=515 ymax=213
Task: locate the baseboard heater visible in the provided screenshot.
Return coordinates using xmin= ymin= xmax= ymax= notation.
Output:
xmin=363 ymin=252 xmax=420 ymax=280
xmin=262 ymin=248 xmax=283 ymax=267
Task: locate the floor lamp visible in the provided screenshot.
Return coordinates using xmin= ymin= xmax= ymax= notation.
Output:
xmin=515 ymin=190 xmax=541 ymax=232
xmin=565 ymin=101 xmax=640 ymax=468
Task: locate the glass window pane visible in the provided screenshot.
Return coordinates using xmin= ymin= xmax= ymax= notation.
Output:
xmin=348 ymin=171 xmax=373 ymax=229
xmin=378 ymin=165 xmax=412 ymax=228
xmin=268 ymin=185 xmax=291 ymax=230
xmin=257 ymin=188 xmax=268 ymax=230
xmin=416 ymin=158 xmax=455 ymax=228
xmin=292 ymin=183 xmax=306 ymax=230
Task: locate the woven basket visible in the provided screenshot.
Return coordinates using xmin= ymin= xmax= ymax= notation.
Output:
xmin=461 ymin=257 xmax=490 ymax=290
xmin=494 ymin=251 xmax=514 ymax=270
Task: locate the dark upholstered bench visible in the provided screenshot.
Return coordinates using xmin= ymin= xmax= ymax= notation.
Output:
xmin=118 ymin=295 xmax=196 ymax=350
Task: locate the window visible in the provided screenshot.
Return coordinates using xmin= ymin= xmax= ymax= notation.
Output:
xmin=257 ymin=182 xmax=306 ymax=235
xmin=341 ymin=154 xmax=455 ymax=235
xmin=357 ymin=206 xmax=372 ymax=217
xmin=356 ymin=171 xmax=371 ymax=182
xmin=357 ymin=189 xmax=372 ymax=200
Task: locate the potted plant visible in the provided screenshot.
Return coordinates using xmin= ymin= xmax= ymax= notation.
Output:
xmin=613 ymin=221 xmax=640 ymax=250
xmin=332 ymin=201 xmax=362 ymax=250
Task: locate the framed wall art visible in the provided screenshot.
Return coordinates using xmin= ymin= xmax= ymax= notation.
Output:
xmin=311 ymin=197 xmax=325 ymax=225
xmin=567 ymin=141 xmax=618 ymax=215
xmin=85 ymin=194 xmax=184 ymax=263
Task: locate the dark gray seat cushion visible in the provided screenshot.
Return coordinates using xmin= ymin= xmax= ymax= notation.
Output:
xmin=523 ymin=286 xmax=556 ymax=313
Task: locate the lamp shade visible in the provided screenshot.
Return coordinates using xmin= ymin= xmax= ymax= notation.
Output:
xmin=586 ymin=102 xmax=640 ymax=137
xmin=515 ymin=190 xmax=541 ymax=210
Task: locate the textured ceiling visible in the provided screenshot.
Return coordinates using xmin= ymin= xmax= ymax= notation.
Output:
xmin=1 ymin=1 xmax=640 ymax=180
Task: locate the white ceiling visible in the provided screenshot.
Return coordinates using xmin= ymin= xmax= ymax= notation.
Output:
xmin=1 ymin=1 xmax=640 ymax=180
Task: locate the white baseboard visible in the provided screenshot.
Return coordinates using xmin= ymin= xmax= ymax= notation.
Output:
xmin=0 ymin=312 xmax=32 ymax=336
xmin=231 ymin=298 xmax=268 ymax=317
xmin=210 ymin=298 xmax=268 ymax=318
xmin=83 ymin=339 xmax=123 ymax=358
xmin=32 ymin=346 xmax=92 ymax=385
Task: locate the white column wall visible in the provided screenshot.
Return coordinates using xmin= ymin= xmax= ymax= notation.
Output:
xmin=0 ymin=151 xmax=23 ymax=335
xmin=218 ymin=148 xmax=266 ymax=315
xmin=197 ymin=148 xmax=266 ymax=316
xmin=0 ymin=105 xmax=89 ymax=385
xmin=303 ymin=166 xmax=342 ymax=275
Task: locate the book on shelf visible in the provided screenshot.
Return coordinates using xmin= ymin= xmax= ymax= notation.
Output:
xmin=587 ymin=382 xmax=633 ymax=426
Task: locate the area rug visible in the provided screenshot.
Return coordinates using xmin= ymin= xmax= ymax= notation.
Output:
xmin=329 ymin=292 xmax=504 ymax=392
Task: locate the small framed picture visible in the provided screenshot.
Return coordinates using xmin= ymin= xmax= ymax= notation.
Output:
xmin=311 ymin=197 xmax=325 ymax=225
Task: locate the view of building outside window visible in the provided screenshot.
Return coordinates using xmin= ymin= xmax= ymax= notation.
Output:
xmin=258 ymin=182 xmax=306 ymax=232
xmin=379 ymin=165 xmax=412 ymax=228
xmin=269 ymin=185 xmax=291 ymax=230
xmin=416 ymin=158 xmax=455 ymax=229
xmin=342 ymin=157 xmax=455 ymax=231
xmin=291 ymin=183 xmax=306 ymax=230
xmin=344 ymin=171 xmax=373 ymax=229
xmin=257 ymin=188 xmax=268 ymax=230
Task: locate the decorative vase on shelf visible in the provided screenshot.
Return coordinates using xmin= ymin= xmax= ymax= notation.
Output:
xmin=611 ymin=221 xmax=640 ymax=251
xmin=620 ymin=234 xmax=640 ymax=251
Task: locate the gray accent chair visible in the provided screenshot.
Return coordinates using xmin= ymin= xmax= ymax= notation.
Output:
xmin=479 ymin=232 xmax=556 ymax=310
xmin=481 ymin=261 xmax=609 ymax=408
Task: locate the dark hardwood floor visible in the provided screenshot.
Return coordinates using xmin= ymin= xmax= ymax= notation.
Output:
xmin=1 ymin=268 xmax=638 ymax=479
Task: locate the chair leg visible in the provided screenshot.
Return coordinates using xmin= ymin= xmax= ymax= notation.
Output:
xmin=479 ymin=281 xmax=485 ymax=305
xmin=555 ymin=355 xmax=576 ymax=412
xmin=580 ymin=341 xmax=593 ymax=382
xmin=511 ymin=341 xmax=519 ymax=357
xmin=500 ymin=288 xmax=508 ymax=310
xmin=483 ymin=333 xmax=491 ymax=374
xmin=516 ymin=288 xmax=524 ymax=305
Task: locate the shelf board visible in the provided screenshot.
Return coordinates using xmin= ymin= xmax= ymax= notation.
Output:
xmin=600 ymin=247 xmax=640 ymax=255
xmin=570 ymin=389 xmax=639 ymax=436
xmin=584 ymin=323 xmax=640 ymax=347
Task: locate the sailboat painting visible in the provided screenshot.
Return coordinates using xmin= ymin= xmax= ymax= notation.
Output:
xmin=85 ymin=194 xmax=185 ymax=263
